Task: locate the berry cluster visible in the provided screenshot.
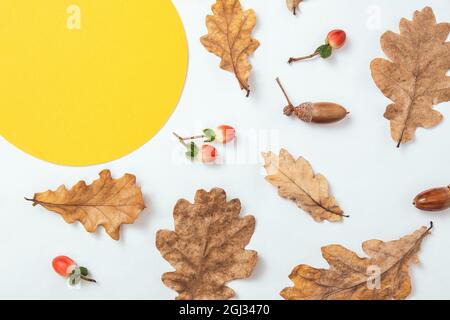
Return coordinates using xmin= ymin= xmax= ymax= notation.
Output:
xmin=173 ymin=125 xmax=236 ymax=164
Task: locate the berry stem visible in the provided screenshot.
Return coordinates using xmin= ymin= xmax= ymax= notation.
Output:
xmin=172 ymin=132 xmax=188 ymax=148
xmin=276 ymin=78 xmax=294 ymax=106
xmin=288 ymin=51 xmax=320 ymax=64
xmin=179 ymin=135 xmax=206 ymax=141
xmin=81 ymin=276 xmax=97 ymax=283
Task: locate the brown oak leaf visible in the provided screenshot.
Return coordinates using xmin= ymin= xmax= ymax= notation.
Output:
xmin=156 ymin=188 xmax=257 ymax=300
xmin=200 ymin=0 xmax=260 ymax=97
xmin=286 ymin=0 xmax=303 ymax=15
xmin=26 ymin=170 xmax=145 ymax=240
xmin=262 ymin=149 xmax=346 ymax=223
xmin=370 ymin=7 xmax=450 ymax=147
xmin=281 ymin=224 xmax=432 ymax=300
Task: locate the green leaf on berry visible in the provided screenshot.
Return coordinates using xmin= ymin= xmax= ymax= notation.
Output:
xmin=185 ymin=142 xmax=199 ymax=160
xmin=203 ymin=129 xmax=216 ymax=142
xmin=316 ymin=44 xmax=332 ymax=59
xmin=69 ymin=270 xmax=81 ymax=286
xmin=79 ymin=267 xmax=89 ymax=277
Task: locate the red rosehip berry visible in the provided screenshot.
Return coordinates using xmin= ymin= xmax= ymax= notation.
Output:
xmin=288 ymin=29 xmax=347 ymax=63
xmin=327 ymin=29 xmax=346 ymax=49
xmin=52 ymin=256 xmax=96 ymax=284
xmin=201 ymin=145 xmax=217 ymax=163
xmin=52 ymin=256 xmax=76 ymax=277
xmin=216 ymin=125 xmax=236 ymax=144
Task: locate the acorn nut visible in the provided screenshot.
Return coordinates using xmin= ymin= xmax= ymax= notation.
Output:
xmin=414 ymin=186 xmax=450 ymax=212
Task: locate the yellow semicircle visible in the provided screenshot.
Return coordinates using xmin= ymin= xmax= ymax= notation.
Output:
xmin=0 ymin=0 xmax=188 ymax=166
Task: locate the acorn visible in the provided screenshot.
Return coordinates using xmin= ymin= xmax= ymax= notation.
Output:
xmin=276 ymin=78 xmax=348 ymax=124
xmin=413 ymin=186 xmax=450 ymax=212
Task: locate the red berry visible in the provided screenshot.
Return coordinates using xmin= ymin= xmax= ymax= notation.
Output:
xmin=201 ymin=145 xmax=217 ymax=163
xmin=52 ymin=256 xmax=76 ymax=277
xmin=216 ymin=125 xmax=235 ymax=144
xmin=327 ymin=30 xmax=346 ymax=49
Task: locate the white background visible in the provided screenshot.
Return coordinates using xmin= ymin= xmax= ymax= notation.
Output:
xmin=0 ymin=0 xmax=449 ymax=300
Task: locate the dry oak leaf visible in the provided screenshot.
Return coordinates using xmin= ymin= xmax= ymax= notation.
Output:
xmin=156 ymin=188 xmax=257 ymax=300
xmin=26 ymin=170 xmax=145 ymax=240
xmin=286 ymin=0 xmax=303 ymax=15
xmin=281 ymin=223 xmax=432 ymax=300
xmin=370 ymin=7 xmax=450 ymax=147
xmin=200 ymin=0 xmax=260 ymax=97
xmin=262 ymin=149 xmax=346 ymax=223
